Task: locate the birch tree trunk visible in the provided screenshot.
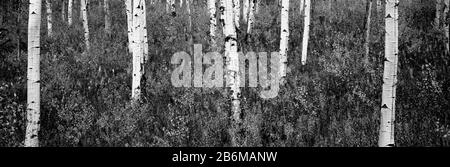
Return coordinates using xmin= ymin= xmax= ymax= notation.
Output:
xmin=208 ymin=0 xmax=217 ymax=50
xmin=247 ymin=0 xmax=255 ymax=34
xmin=126 ymin=0 xmax=133 ymax=53
xmin=131 ymin=0 xmax=146 ymax=100
xmin=243 ymin=0 xmax=249 ymax=22
xmin=436 ymin=0 xmax=442 ymax=27
xmin=233 ymin=0 xmax=240 ymax=30
xmin=25 ymin=0 xmax=42 ymax=147
xmin=143 ymin=0 xmax=149 ymax=63
xmin=301 ymin=0 xmax=311 ymax=65
xmin=46 ymin=0 xmax=53 ymax=37
xmin=81 ymin=0 xmax=90 ymax=51
xmin=300 ymin=0 xmax=304 ymax=15
xmin=364 ymin=0 xmax=373 ymax=65
xmin=104 ymin=0 xmax=112 ymax=35
xmin=379 ymin=0 xmax=399 ymax=147
xmin=224 ymin=0 xmax=241 ymax=147
xmin=62 ymin=0 xmax=66 ymax=22
xmin=220 ymin=0 xmax=226 ymax=35
xmin=445 ymin=0 xmax=449 ymax=53
xmin=68 ymin=0 xmax=73 ymax=25
xmin=279 ymin=0 xmax=289 ymax=82
xmin=187 ymin=0 xmax=193 ymax=55
xmin=171 ymin=0 xmax=176 ymax=15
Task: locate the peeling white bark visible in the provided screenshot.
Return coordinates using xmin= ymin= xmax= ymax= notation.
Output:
xmin=301 ymin=0 xmax=310 ymax=65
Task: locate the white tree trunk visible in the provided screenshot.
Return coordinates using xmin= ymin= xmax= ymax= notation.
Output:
xmin=104 ymin=0 xmax=112 ymax=35
xmin=68 ymin=0 xmax=73 ymax=25
xmin=279 ymin=0 xmax=289 ymax=82
xmin=224 ymin=0 xmax=241 ymax=147
xmin=81 ymin=0 xmax=90 ymax=51
xmin=301 ymin=0 xmax=311 ymax=65
xmin=25 ymin=0 xmax=42 ymax=147
xmin=171 ymin=0 xmax=176 ymax=14
xmin=247 ymin=0 xmax=255 ymax=34
xmin=126 ymin=0 xmax=133 ymax=53
xmin=180 ymin=0 xmax=183 ymax=7
xmin=379 ymin=0 xmax=399 ymax=147
xmin=220 ymin=0 xmax=226 ymax=35
xmin=364 ymin=0 xmax=373 ymax=65
xmin=233 ymin=0 xmax=240 ymax=30
xmin=243 ymin=0 xmax=249 ymax=22
xmin=131 ymin=0 xmax=146 ymax=100
xmin=187 ymin=0 xmax=193 ymax=54
xmin=46 ymin=0 xmax=53 ymax=37
xmin=143 ymin=0 xmax=149 ymax=63
xmin=445 ymin=0 xmax=449 ymax=53
xmin=300 ymin=0 xmax=304 ymax=15
xmin=208 ymin=0 xmax=217 ymax=49
xmin=62 ymin=0 xmax=66 ymax=22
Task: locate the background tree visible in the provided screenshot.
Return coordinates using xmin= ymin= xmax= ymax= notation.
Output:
xmin=68 ymin=0 xmax=73 ymax=25
xmin=46 ymin=0 xmax=52 ymax=37
xmin=279 ymin=0 xmax=289 ymax=82
xmin=25 ymin=0 xmax=42 ymax=147
xmin=379 ymin=0 xmax=399 ymax=147
xmin=104 ymin=0 xmax=112 ymax=35
xmin=364 ymin=0 xmax=373 ymax=65
xmin=81 ymin=0 xmax=90 ymax=51
xmin=301 ymin=0 xmax=311 ymax=65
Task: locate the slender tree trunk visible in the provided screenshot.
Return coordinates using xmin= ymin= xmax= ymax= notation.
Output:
xmin=187 ymin=0 xmax=193 ymax=55
xmin=445 ymin=0 xmax=449 ymax=54
xmin=46 ymin=0 xmax=53 ymax=38
xmin=126 ymin=0 xmax=133 ymax=53
xmin=25 ymin=0 xmax=42 ymax=147
xmin=68 ymin=0 xmax=73 ymax=25
xmin=233 ymin=0 xmax=240 ymax=30
xmin=379 ymin=0 xmax=399 ymax=147
xmin=171 ymin=0 xmax=176 ymax=15
xmin=131 ymin=0 xmax=146 ymax=100
xmin=220 ymin=0 xmax=226 ymax=35
xmin=143 ymin=0 xmax=149 ymax=63
xmin=208 ymin=0 xmax=217 ymax=50
xmin=364 ymin=0 xmax=373 ymax=65
xmin=81 ymin=0 xmax=90 ymax=51
xmin=224 ymin=0 xmax=241 ymax=147
xmin=436 ymin=0 xmax=442 ymax=27
xmin=301 ymin=0 xmax=311 ymax=65
xmin=180 ymin=0 xmax=183 ymax=7
xmin=62 ymin=0 xmax=66 ymax=22
xmin=279 ymin=0 xmax=289 ymax=82
xmin=247 ymin=0 xmax=255 ymax=34
xmin=300 ymin=0 xmax=304 ymax=15
xmin=104 ymin=0 xmax=112 ymax=35
xmin=243 ymin=0 xmax=249 ymax=22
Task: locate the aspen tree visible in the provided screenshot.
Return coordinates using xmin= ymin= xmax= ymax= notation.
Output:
xmin=25 ymin=0 xmax=42 ymax=147
xmin=81 ymin=0 xmax=90 ymax=51
xmin=445 ymin=0 xmax=449 ymax=53
xmin=187 ymin=0 xmax=193 ymax=55
xmin=220 ymin=0 xmax=225 ymax=35
xmin=166 ymin=0 xmax=170 ymax=13
xmin=104 ymin=0 xmax=112 ymax=35
xmin=208 ymin=0 xmax=217 ymax=49
xmin=131 ymin=0 xmax=146 ymax=100
xmin=301 ymin=0 xmax=311 ymax=65
xmin=364 ymin=0 xmax=373 ymax=65
xmin=171 ymin=0 xmax=176 ymax=14
xmin=279 ymin=0 xmax=289 ymax=82
xmin=126 ymin=0 xmax=133 ymax=53
xmin=233 ymin=0 xmax=240 ymax=30
xmin=46 ymin=0 xmax=53 ymax=37
xmin=300 ymin=0 xmax=304 ymax=15
xmin=247 ymin=0 xmax=256 ymax=34
xmin=224 ymin=0 xmax=241 ymax=147
xmin=243 ymin=0 xmax=249 ymax=22
xmin=62 ymin=0 xmax=66 ymax=22
xmin=143 ymin=0 xmax=149 ymax=63
xmin=379 ymin=0 xmax=399 ymax=147
xmin=180 ymin=0 xmax=183 ymax=7
xmin=68 ymin=0 xmax=73 ymax=25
